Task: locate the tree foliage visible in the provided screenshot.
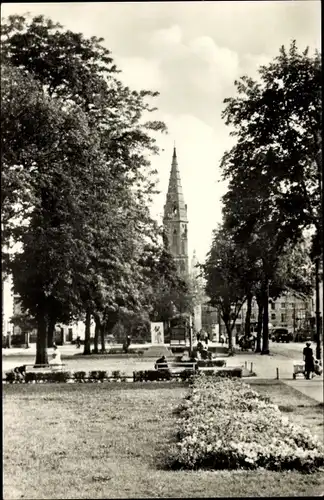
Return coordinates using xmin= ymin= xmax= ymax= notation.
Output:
xmin=1 ymin=14 xmax=167 ymax=362
xmin=221 ymin=41 xmax=321 ymax=256
xmin=203 ymin=226 xmax=247 ymax=349
xmin=217 ymin=41 xmax=321 ymax=353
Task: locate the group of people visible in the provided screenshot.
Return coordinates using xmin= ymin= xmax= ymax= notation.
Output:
xmin=238 ymin=334 xmax=256 ymax=351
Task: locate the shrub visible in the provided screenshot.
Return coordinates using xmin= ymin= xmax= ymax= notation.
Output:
xmin=97 ymin=370 xmax=107 ymax=381
xmin=74 ymin=371 xmax=87 ymax=382
xmin=180 ymin=369 xmax=195 ymax=382
xmin=49 ymin=371 xmax=72 ymax=383
xmin=5 ymin=371 xmax=16 ymax=383
xmin=89 ymin=370 xmax=101 ymax=382
xmin=25 ymin=372 xmax=37 ymax=383
xmin=169 ymin=375 xmax=324 ymax=472
xmin=133 ymin=371 xmax=144 ymax=382
xmin=112 ymin=370 xmax=121 ymax=381
xmin=132 ymin=370 xmax=172 ymax=382
xmin=215 ymin=367 xmax=242 ymax=378
xmin=197 ymin=359 xmax=226 ymax=368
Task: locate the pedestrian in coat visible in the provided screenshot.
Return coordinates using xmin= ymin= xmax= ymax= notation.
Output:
xmin=303 ymin=342 xmax=315 ymax=380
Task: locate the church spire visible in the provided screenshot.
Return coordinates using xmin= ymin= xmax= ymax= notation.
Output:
xmin=163 ymin=147 xmax=189 ymax=278
xmin=164 ymin=146 xmax=188 ymax=223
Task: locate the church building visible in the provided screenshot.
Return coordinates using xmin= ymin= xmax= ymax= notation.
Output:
xmin=163 ymin=147 xmax=189 ymax=278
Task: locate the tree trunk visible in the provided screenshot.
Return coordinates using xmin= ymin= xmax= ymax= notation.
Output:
xmin=83 ymin=309 xmax=91 ymax=355
xmin=47 ymin=314 xmax=57 ymax=348
xmin=100 ymin=322 xmax=106 ymax=352
xmin=223 ymin=314 xmax=233 ymax=352
xmin=255 ymin=298 xmax=263 ymax=353
xmin=244 ymin=293 xmax=252 ymax=338
xmin=35 ymin=311 xmax=48 ymax=365
xmin=93 ymin=317 xmax=100 ymax=354
xmin=261 ymin=279 xmax=270 ymax=355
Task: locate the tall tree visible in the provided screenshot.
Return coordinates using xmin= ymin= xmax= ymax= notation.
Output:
xmin=2 ymin=14 xmax=166 ymax=364
xmin=221 ymin=41 xmax=321 ymax=354
xmin=203 ymin=226 xmax=247 ymax=351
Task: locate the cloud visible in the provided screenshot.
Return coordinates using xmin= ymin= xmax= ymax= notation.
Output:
xmin=2 ymin=0 xmax=320 ymax=262
xmin=188 ymin=36 xmax=239 ymax=93
xmin=114 ymin=56 xmax=163 ymax=91
xmin=151 ymin=24 xmax=182 ymax=47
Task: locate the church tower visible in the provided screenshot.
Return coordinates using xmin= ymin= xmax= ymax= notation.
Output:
xmin=163 ymin=147 xmax=189 ymax=278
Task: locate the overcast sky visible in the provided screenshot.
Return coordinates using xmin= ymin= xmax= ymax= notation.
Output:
xmin=3 ymin=1 xmax=321 ymax=263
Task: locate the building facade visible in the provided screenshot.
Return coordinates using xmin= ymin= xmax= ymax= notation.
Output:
xmin=201 ymin=292 xmax=316 ymax=340
xmin=163 ymin=147 xmax=189 ymax=278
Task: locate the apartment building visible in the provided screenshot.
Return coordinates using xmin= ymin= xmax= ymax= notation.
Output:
xmin=202 ymin=291 xmax=316 ymax=339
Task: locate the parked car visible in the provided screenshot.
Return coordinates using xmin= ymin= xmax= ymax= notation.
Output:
xmin=272 ymin=328 xmax=293 ymax=343
xmin=294 ymin=331 xmax=312 ymax=343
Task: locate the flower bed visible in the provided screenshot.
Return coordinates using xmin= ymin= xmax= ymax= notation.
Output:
xmin=169 ymin=374 xmax=324 ymax=472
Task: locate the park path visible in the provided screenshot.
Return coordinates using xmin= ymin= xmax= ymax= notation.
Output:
xmin=2 ymin=342 xmax=323 ymax=403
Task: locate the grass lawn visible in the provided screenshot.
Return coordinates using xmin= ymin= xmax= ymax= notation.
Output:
xmin=249 ymin=379 xmax=324 ymax=443
xmin=3 ymin=381 xmax=324 ymax=499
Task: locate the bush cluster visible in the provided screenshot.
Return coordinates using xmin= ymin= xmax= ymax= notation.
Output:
xmin=169 ymin=375 xmax=324 ymax=472
xmin=132 ymin=367 xmax=242 ymax=383
xmin=133 ymin=370 xmax=172 ymax=382
xmin=196 ymin=359 xmax=227 ymax=368
xmin=4 ymin=369 xmax=128 ymax=383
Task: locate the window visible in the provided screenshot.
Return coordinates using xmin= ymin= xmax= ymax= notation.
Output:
xmin=281 ymin=313 xmax=286 ymax=322
xmin=271 ymin=302 xmax=275 ymax=310
xmin=281 ymin=303 xmax=286 ymax=308
xmin=172 ymin=229 xmax=178 ymax=250
xmin=251 ymin=313 xmax=255 ymax=320
xmin=271 ymin=313 xmax=276 ymax=320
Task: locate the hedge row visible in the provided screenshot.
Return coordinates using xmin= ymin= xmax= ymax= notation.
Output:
xmin=196 ymin=359 xmax=226 ymax=368
xmin=4 ymin=370 xmax=127 ymax=384
xmin=168 ymin=375 xmax=324 ymax=472
xmin=4 ymin=366 xmax=242 ymax=384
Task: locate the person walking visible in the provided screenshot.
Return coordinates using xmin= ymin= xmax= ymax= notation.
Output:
xmin=123 ymin=335 xmax=131 ymax=353
xmin=303 ymin=342 xmax=315 ymax=380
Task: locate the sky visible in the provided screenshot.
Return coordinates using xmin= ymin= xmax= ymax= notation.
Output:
xmin=2 ymin=1 xmax=321 ymax=264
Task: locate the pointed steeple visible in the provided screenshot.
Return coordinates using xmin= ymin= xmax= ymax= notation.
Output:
xmin=164 ymin=146 xmax=188 ymax=222
xmin=163 ymin=146 xmax=189 ymax=278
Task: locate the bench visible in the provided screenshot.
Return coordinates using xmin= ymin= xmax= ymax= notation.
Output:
xmin=155 ymin=361 xmax=197 ymax=374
